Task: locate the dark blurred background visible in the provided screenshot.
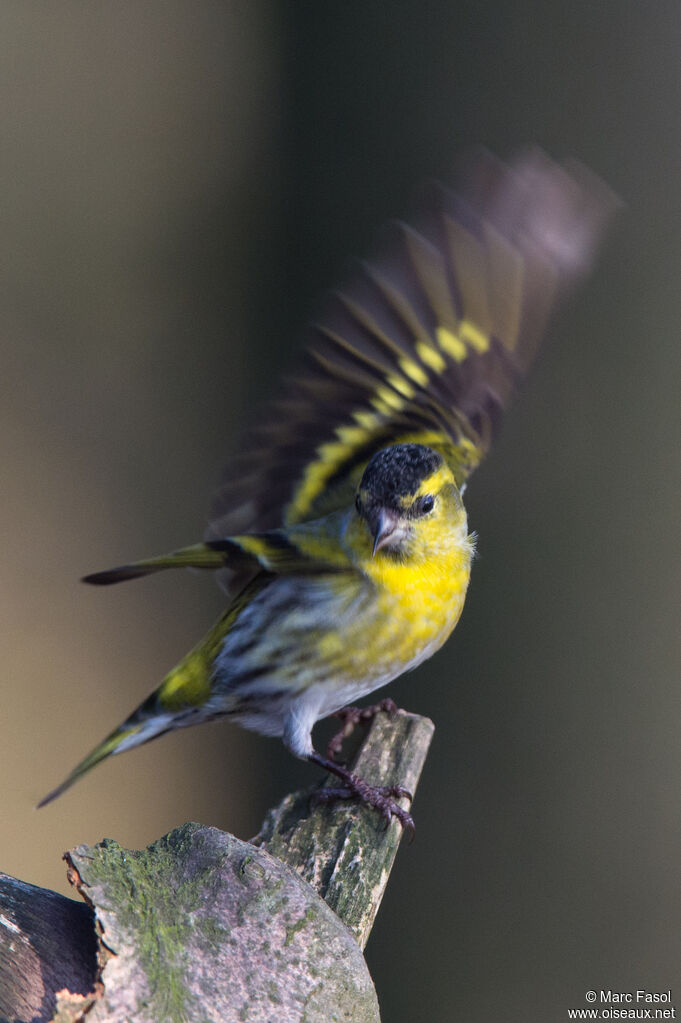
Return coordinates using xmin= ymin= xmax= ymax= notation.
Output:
xmin=3 ymin=3 xmax=680 ymax=1020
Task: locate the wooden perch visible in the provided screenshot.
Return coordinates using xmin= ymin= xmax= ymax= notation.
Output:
xmin=0 ymin=873 xmax=97 ymax=1022
xmin=0 ymin=709 xmax=434 ymax=1023
xmin=256 ymin=708 xmax=434 ymax=948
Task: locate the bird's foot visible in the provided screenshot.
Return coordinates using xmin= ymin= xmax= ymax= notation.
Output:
xmin=309 ymin=751 xmax=414 ymax=839
xmin=325 ymin=697 xmax=399 ymax=762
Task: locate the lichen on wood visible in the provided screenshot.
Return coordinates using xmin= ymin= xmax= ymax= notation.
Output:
xmin=0 ymin=709 xmax=434 ymax=1023
xmin=66 ymin=826 xmax=380 ymax=1023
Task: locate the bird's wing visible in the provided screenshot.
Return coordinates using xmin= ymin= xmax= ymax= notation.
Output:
xmin=209 ymin=523 xmax=352 ymax=576
xmin=82 ymin=518 xmax=353 ymax=587
xmin=208 ymin=149 xmax=615 ymax=557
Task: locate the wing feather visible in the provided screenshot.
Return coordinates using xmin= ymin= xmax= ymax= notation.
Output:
xmin=207 ymin=149 xmax=615 ymax=588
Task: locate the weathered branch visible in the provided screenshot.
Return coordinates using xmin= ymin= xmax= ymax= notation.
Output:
xmin=1 ymin=709 xmax=433 ymax=1023
xmin=0 ymin=874 xmax=97 ymax=1022
xmin=256 ymin=709 xmax=434 ymax=948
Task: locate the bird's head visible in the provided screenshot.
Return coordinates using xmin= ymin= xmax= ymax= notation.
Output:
xmin=354 ymin=443 xmax=467 ymax=560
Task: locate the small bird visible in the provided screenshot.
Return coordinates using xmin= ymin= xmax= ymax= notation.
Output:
xmin=38 ymin=150 xmax=614 ymax=829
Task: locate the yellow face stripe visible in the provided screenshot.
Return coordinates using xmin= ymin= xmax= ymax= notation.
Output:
xmin=413 ymin=463 xmax=455 ymax=499
xmin=394 ymin=430 xmax=483 ymax=486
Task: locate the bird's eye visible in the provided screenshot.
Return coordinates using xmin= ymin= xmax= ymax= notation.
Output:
xmin=415 ymin=494 xmax=435 ymax=515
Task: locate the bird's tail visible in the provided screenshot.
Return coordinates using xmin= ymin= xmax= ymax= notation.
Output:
xmin=82 ymin=542 xmax=227 ymax=586
xmin=36 ymin=629 xmax=220 ymax=808
xmin=36 ymin=709 xmax=169 ymax=808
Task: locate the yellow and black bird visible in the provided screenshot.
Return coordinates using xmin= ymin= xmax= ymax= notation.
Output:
xmin=38 ymin=150 xmax=614 ymax=829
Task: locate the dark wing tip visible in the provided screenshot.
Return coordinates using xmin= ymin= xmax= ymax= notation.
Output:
xmin=458 ymin=146 xmax=619 ymax=281
xmin=36 ymin=779 xmax=69 ymax=809
xmin=82 ymin=565 xmax=149 ymax=585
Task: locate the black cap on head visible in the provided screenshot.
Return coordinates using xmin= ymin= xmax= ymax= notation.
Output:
xmin=359 ymin=444 xmax=442 ymax=507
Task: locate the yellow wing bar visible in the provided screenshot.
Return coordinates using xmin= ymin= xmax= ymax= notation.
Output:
xmin=208 ymin=149 xmax=615 ymax=551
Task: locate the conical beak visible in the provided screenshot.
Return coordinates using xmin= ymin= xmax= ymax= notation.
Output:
xmin=372 ymin=509 xmax=402 ymax=556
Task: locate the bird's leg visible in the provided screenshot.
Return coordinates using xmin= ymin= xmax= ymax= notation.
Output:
xmin=308 ymin=750 xmax=415 ymax=838
xmin=325 ymin=697 xmax=399 ymax=762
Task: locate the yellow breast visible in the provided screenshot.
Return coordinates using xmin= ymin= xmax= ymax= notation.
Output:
xmin=327 ymin=528 xmax=473 ymax=688
xmin=371 ymin=546 xmax=471 ymax=654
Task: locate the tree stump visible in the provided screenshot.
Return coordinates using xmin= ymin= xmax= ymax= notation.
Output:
xmin=0 ymin=709 xmax=434 ymax=1023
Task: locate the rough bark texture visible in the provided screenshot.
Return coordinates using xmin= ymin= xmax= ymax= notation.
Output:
xmin=0 ymin=873 xmax=97 ymax=1023
xmin=65 ymin=827 xmax=380 ymax=1023
xmin=1 ymin=710 xmax=433 ymax=1023
xmin=256 ymin=709 xmax=435 ymax=948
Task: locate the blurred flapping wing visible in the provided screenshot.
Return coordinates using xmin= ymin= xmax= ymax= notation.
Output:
xmin=208 ymin=149 xmax=615 ymax=566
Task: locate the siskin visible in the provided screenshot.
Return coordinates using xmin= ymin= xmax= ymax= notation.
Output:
xmin=38 ymin=150 xmax=614 ymax=830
